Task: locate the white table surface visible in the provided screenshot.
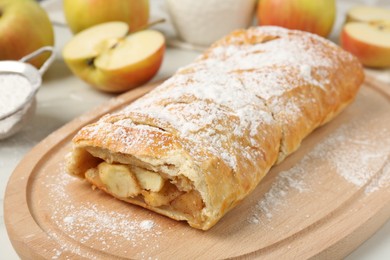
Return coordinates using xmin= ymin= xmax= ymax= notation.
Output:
xmin=1 ymin=0 xmax=389 ymax=259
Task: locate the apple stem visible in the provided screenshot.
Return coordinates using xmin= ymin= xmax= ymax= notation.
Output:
xmin=128 ymin=18 xmax=166 ymax=36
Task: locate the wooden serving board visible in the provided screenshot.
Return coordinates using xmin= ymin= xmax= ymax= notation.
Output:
xmin=5 ymin=77 xmax=390 ymax=260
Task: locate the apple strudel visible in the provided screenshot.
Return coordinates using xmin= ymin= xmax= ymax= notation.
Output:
xmin=67 ymin=26 xmax=364 ymax=230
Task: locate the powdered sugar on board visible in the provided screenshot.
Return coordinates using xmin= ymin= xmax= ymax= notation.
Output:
xmin=310 ymin=122 xmax=390 ymax=188
xmin=248 ymin=111 xmax=390 ymax=224
xmin=40 ymin=163 xmax=165 ymax=259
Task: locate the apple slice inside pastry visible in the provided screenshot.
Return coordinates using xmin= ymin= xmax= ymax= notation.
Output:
xmin=74 ymin=146 xmax=206 ymax=225
xmin=88 ymin=161 xmax=205 ymax=220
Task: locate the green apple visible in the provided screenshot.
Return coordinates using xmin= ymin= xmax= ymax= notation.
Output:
xmin=63 ymin=0 xmax=150 ymax=34
xmin=63 ymin=22 xmax=165 ymax=93
xmin=257 ymin=0 xmax=336 ymax=38
xmin=0 ymin=0 xmax=54 ymax=67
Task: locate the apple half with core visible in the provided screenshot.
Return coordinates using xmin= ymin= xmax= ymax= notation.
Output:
xmin=0 ymin=0 xmax=54 ymax=67
xmin=341 ymin=22 xmax=390 ymax=68
xmin=257 ymin=0 xmax=336 ymax=38
xmin=63 ymin=22 xmax=165 ymax=93
xmin=63 ymin=0 xmax=149 ymax=34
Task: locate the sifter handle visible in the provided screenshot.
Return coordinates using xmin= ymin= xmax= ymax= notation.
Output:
xmin=19 ymin=46 xmax=55 ymax=75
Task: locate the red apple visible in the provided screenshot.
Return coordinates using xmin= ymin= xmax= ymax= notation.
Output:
xmin=257 ymin=0 xmax=336 ymax=38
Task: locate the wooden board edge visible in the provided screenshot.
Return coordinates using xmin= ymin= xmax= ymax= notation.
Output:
xmin=4 ymin=76 xmax=390 ymax=259
xmin=365 ymin=74 xmax=390 ymax=98
xmin=3 ymin=81 xmax=162 ymax=259
xmin=315 ymin=199 xmax=390 ymax=259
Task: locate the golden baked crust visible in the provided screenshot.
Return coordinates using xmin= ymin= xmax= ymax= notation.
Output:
xmin=67 ymin=26 xmax=364 ymax=230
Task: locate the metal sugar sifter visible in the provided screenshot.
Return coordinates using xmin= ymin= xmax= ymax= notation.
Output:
xmin=0 ymin=46 xmax=55 ymax=140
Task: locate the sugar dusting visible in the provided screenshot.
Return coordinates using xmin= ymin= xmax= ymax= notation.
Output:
xmin=43 ymin=163 xmax=161 ymax=259
xmin=310 ymin=122 xmax=390 ymax=188
xmin=0 ymin=73 xmax=33 ymax=137
xmin=53 ymin=204 xmax=160 ymax=245
xmin=139 ymin=220 xmax=155 ymax=231
xmin=0 ymin=73 xmax=31 ymax=117
xmin=249 ymin=115 xmax=390 ymax=224
xmin=82 ymin=26 xmax=357 ymax=174
xmin=248 ymin=167 xmax=308 ymax=224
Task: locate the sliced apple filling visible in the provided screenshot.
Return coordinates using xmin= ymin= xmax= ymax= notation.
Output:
xmin=85 ymin=161 xmax=204 ymax=218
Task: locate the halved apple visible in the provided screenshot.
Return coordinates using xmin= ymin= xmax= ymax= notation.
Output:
xmin=346 ymin=6 xmax=390 ymax=23
xmin=340 ymin=22 xmax=390 ymax=68
xmin=63 ymin=21 xmax=165 ymax=92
